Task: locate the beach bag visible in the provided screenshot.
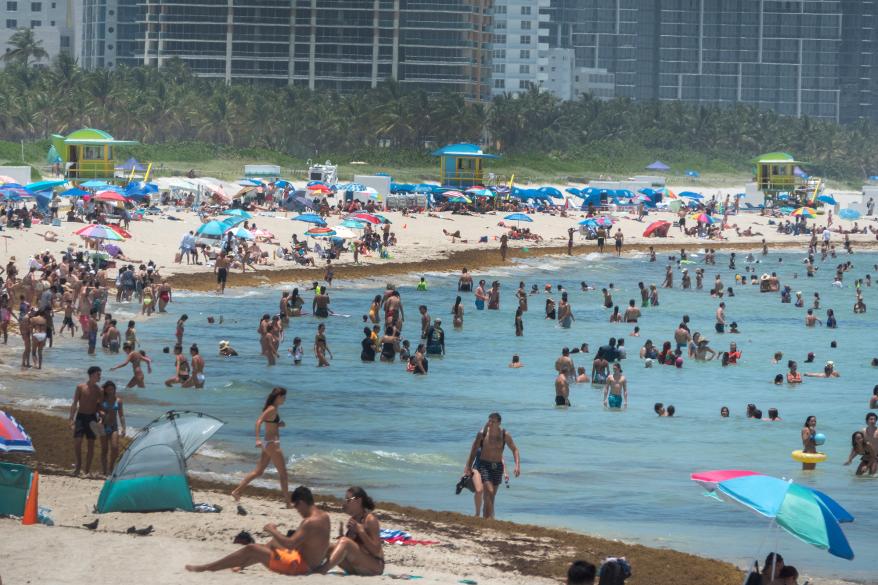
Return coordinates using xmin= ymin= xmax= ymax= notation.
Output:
xmin=174 ymin=252 xmax=183 ymax=264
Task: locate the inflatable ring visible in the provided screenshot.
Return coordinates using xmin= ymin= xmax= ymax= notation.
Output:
xmin=792 ymin=450 xmax=827 ymax=464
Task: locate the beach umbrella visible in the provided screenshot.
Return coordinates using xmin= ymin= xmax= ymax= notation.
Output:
xmin=80 ymin=180 xmax=110 ymax=189
xmin=307 ymin=183 xmax=332 ymax=193
xmin=196 ymin=221 xmax=229 ymax=238
xmin=578 ymin=218 xmax=598 ymax=227
xmin=237 ymin=178 xmax=263 ymax=187
xmin=817 ymin=195 xmax=837 ymax=206
xmin=692 ymin=213 xmax=718 ymax=224
xmin=222 ymin=209 xmax=252 ymax=219
xmin=414 ymin=183 xmax=437 ymax=193
xmin=351 ymin=213 xmax=382 ymax=225
xmin=341 ymin=219 xmax=367 ymax=229
xmin=306 ymin=180 xmax=327 ymax=187
xmin=292 ymin=213 xmax=327 ymax=226
xmin=643 ymin=220 xmax=671 ymax=237
xmin=275 ymin=180 xmax=293 ymax=188
xmin=839 ymin=208 xmax=860 ymax=220
xmin=539 ymin=186 xmax=563 ymax=197
xmin=231 ymin=226 xmax=254 ymax=240
xmin=633 ymin=194 xmax=652 ymax=204
xmin=660 ymin=187 xmax=678 ymax=200
xmin=94 ymin=191 xmax=130 ymax=203
xmin=305 ymin=227 xmax=336 ymax=238
xmin=446 ymin=192 xmax=472 ymax=204
xmin=565 ymin=188 xmax=582 ymax=196
xmin=61 ymin=187 xmax=89 ymax=197
xmin=504 ymin=213 xmax=533 ymax=223
xmin=0 ymin=175 xmax=16 ymax=185
xmin=25 ymin=179 xmax=67 ymax=192
xmin=679 ymin=191 xmax=704 ymax=200
xmin=0 ymin=410 xmax=34 ymax=453
xmin=336 ymin=182 xmax=367 ymax=192
xmin=0 ymin=188 xmax=32 ymax=201
xmin=107 ymin=224 xmax=132 ymax=239
xmin=373 ymin=214 xmax=392 ymax=224
xmin=391 ymin=182 xmax=414 ymax=193
xmin=330 ymin=226 xmax=356 ymax=239
xmin=221 ymin=216 xmax=247 ymax=227
xmin=691 ymin=471 xmax=854 ymax=560
xmin=595 ymin=216 xmax=615 ymax=227
xmin=75 ymin=224 xmax=125 ymax=241
xmin=790 ymin=207 xmax=817 ymax=218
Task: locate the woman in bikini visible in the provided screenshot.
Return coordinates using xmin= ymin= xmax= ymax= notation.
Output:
xmin=451 ymin=295 xmax=464 ymax=329
xmin=110 ymin=342 xmax=152 ymax=388
xmin=314 ymin=323 xmax=332 ymax=367
xmin=231 ymin=387 xmax=292 ymax=507
xmin=164 ymin=344 xmax=190 ymax=387
xmin=316 ymin=486 xmax=384 ymax=576
xmin=142 ymin=284 xmax=155 ymax=316
xmin=98 ymin=380 xmax=125 ymax=476
xmin=368 ymin=295 xmax=382 ymax=324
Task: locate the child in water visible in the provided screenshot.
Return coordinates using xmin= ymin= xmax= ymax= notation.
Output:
xmin=290 ymin=337 xmax=303 ymax=365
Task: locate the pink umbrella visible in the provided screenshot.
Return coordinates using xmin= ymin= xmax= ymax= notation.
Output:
xmin=0 ymin=410 xmax=34 ymax=453
xmin=690 ymin=469 xmax=762 ymax=492
xmin=94 ymin=191 xmax=129 ymax=203
xmin=350 ymin=213 xmax=381 ymax=225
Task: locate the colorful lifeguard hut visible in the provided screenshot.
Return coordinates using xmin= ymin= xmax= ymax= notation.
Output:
xmin=432 ymin=143 xmax=498 ymax=189
xmin=51 ymin=128 xmax=138 ymax=183
xmin=754 ymin=151 xmax=822 ymax=207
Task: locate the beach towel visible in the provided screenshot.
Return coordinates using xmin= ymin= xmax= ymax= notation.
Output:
xmin=380 ymin=528 xmax=439 ymax=546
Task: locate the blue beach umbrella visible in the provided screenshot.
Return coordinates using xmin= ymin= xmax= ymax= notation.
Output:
xmin=80 ymin=180 xmax=109 ymax=189
xmin=538 ymin=186 xmax=563 ymax=198
xmin=25 ymin=179 xmax=67 ymax=192
xmin=578 ymin=218 xmax=598 ymax=227
xmin=679 ymin=191 xmax=704 ymax=200
xmin=221 ymin=216 xmax=246 ymax=227
xmin=196 ymin=221 xmax=229 ymax=237
xmin=817 ymin=195 xmax=837 ymax=206
xmin=692 ymin=471 xmax=854 ymax=560
xmin=231 ymin=226 xmax=254 ymax=240
xmin=341 ymin=219 xmax=368 ymax=229
xmin=293 ymin=213 xmax=327 ymax=226
xmin=504 ymin=213 xmax=533 ymax=224
xmin=222 ymin=209 xmax=252 ymax=219
xmin=61 ymin=187 xmax=89 ymax=197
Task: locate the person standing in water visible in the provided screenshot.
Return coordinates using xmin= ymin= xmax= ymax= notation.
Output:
xmin=110 ymin=342 xmax=152 ymax=388
xmin=462 ymin=413 xmax=521 ymax=519
xmin=558 ymin=292 xmax=574 ymax=328
xmin=603 ymin=363 xmax=628 ymax=410
xmin=98 ymin=380 xmax=125 ymax=476
xmin=801 ymin=415 xmax=819 ymax=471
xmin=555 ymin=372 xmax=570 ymax=407
xmin=232 ymin=387 xmax=293 ymax=507
xmin=452 ymin=295 xmax=464 ymax=328
xmin=314 ymin=323 xmax=332 ymax=367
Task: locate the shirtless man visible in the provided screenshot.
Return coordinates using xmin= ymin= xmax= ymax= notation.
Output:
xmin=474 ymin=280 xmax=488 ymax=311
xmin=186 ymin=486 xmax=330 ymax=575
xmin=211 ymin=252 xmax=230 ymax=294
xmin=603 ymin=363 xmax=628 ymax=409
xmin=555 ymin=347 xmax=576 ymax=384
xmin=554 ymin=373 xmax=570 ymax=407
xmin=29 ymin=309 xmax=48 ymax=369
xmin=69 ymin=366 xmax=103 ymax=476
xmin=623 ymin=299 xmax=640 ymax=323
xmin=499 ymin=234 xmax=508 ymax=262
xmin=462 ymin=413 xmax=521 ymax=519
xmin=457 ymin=268 xmax=473 ymax=292
xmin=715 ymin=302 xmax=726 ymax=333
xmin=662 ymin=265 xmax=673 ymax=288
xmin=674 ymin=323 xmax=691 ymax=352
xmin=487 ymin=281 xmax=500 ymax=310
xmin=557 ymin=293 xmax=574 ymax=328
xmin=805 ymin=309 xmax=822 ymax=327
xmin=110 ymin=343 xmax=153 ymax=388
xmin=103 ymin=319 xmax=121 ymax=353
xmin=418 ymin=305 xmax=431 ymax=341
xmin=681 ymin=269 xmax=691 ymax=290
xmin=313 ymin=287 xmax=331 ymax=319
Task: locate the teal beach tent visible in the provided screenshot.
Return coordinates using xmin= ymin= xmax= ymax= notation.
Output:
xmin=97 ymin=411 xmax=223 ymax=513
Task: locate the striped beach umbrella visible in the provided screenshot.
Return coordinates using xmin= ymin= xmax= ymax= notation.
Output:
xmin=0 ymin=410 xmax=34 ymax=453
xmin=74 ymin=224 xmax=125 ymax=241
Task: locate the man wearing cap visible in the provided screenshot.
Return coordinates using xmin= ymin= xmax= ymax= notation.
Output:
xmin=425 ymin=318 xmax=445 ymax=357
xmin=218 ymin=340 xmax=238 ymax=357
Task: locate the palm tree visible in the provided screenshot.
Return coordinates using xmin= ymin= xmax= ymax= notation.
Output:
xmin=3 ymin=28 xmax=49 ymax=67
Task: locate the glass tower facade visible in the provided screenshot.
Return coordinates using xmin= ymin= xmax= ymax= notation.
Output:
xmin=547 ymin=0 xmax=874 ymax=123
xmin=93 ymin=0 xmax=491 ymax=100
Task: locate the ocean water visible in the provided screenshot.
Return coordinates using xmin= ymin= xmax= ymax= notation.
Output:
xmin=6 ymin=249 xmax=878 ymax=581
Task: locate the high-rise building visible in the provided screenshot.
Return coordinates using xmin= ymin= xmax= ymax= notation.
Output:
xmin=0 ymin=0 xmax=73 ymax=64
xmin=545 ymin=0 xmax=877 ymax=123
xmin=490 ymin=0 xmax=550 ymax=96
xmin=82 ymin=0 xmax=492 ymax=101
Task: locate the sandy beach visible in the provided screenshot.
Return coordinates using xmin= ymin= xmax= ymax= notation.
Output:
xmin=1 ymin=182 xmax=874 ymax=585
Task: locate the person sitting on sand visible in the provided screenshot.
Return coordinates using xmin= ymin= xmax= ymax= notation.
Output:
xmin=186 ymin=486 xmax=330 ymax=575
xmin=316 ymin=486 xmax=384 ymax=576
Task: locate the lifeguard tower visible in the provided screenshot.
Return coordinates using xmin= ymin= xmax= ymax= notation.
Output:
xmin=432 ymin=143 xmax=498 ymax=189
xmin=51 ymin=128 xmax=138 ymax=183
xmin=753 ymin=152 xmax=822 ymax=207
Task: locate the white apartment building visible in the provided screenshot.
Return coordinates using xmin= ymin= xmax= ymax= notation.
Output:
xmin=490 ymin=0 xmax=550 ymax=97
xmin=0 ymin=0 xmax=73 ymax=64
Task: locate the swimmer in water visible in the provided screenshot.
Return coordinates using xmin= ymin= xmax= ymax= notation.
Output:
xmin=509 ymin=354 xmax=523 ymax=368
xmin=602 ymin=363 xmax=628 ymax=410
xmin=554 ymin=373 xmax=570 ymax=407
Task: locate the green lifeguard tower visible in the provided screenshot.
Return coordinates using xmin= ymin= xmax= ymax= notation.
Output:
xmin=51 ymin=128 xmax=138 ymax=183
xmin=432 ymin=143 xmax=498 ymax=188
xmin=754 ymin=151 xmax=822 ymax=207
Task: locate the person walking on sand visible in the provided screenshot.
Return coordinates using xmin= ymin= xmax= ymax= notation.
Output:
xmin=462 ymin=413 xmax=521 ymax=519
xmin=187 ymin=486 xmax=329 ymax=575
xmin=215 ymin=252 xmax=231 ymax=294
xmin=69 ymin=366 xmax=103 ymax=476
xmin=567 ymin=227 xmax=574 ymax=255
xmin=98 ymin=380 xmax=125 ymax=476
xmin=614 ymin=229 xmax=624 ymax=256
xmin=232 ymin=387 xmax=293 ymax=507
xmin=500 ymin=234 xmax=508 ymax=261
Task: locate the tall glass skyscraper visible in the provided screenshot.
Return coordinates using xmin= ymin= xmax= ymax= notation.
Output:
xmin=546 ymin=0 xmax=875 ymax=123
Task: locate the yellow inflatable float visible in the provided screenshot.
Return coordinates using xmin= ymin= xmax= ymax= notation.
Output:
xmin=791 ymin=450 xmax=827 ymax=464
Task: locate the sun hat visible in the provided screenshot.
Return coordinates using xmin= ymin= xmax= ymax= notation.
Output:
xmin=218 ymin=340 xmax=230 ymax=349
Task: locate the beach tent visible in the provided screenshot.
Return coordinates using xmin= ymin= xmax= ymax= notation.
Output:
xmin=646 ymin=161 xmax=670 ymax=171
xmin=97 ymin=411 xmax=223 ymax=513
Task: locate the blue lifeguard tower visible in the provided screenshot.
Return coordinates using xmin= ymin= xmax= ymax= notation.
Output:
xmin=432 ymin=143 xmax=498 ymax=188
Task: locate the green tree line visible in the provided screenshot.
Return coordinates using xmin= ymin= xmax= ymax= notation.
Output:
xmin=1 ymin=45 xmax=877 ymax=182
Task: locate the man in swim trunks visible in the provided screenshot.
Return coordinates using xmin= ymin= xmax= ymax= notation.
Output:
xmin=458 ymin=268 xmax=473 ymax=292
xmin=555 ymin=373 xmax=570 ymax=406
xmin=715 ymin=302 xmax=726 ymax=333
xmin=383 ymin=290 xmax=404 ymax=331
xmin=462 ymin=413 xmax=521 ymax=519
xmin=623 ymin=299 xmax=640 ymax=323
xmin=69 ymin=366 xmax=103 ymax=476
xmin=474 ymin=280 xmax=488 ymax=310
xmin=214 ymin=253 xmax=231 ymax=294
xmin=186 ymin=485 xmax=330 ymax=575
xmin=313 ymin=287 xmax=331 ymax=318
xmin=603 ymin=363 xmax=628 ymax=409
